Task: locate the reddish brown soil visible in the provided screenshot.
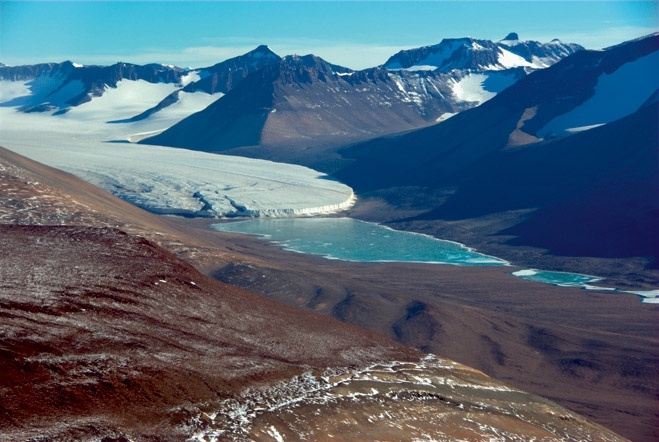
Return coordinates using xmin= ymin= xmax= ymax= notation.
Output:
xmin=1 ymin=145 xmax=653 ymax=440
xmin=176 ymin=213 xmax=659 ymax=442
xmin=0 ymin=224 xmax=419 ymax=440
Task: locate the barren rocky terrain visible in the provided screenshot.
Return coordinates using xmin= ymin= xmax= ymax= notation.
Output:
xmin=202 ymin=221 xmax=659 ymax=442
xmin=1 ymin=147 xmax=637 ymax=440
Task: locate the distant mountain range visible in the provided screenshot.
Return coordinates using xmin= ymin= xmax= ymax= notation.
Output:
xmin=1 ymin=34 xmax=582 ymax=163
xmin=143 ymin=34 xmax=583 ymax=163
xmin=0 ymin=45 xmax=280 ymax=114
xmin=384 ymin=32 xmax=582 ymax=71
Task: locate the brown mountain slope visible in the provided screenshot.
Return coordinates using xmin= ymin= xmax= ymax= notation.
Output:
xmin=0 ymin=147 xmax=630 ymax=440
xmin=208 ymin=230 xmax=659 ymax=442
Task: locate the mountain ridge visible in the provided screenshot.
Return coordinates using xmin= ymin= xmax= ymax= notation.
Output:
xmin=384 ymin=33 xmax=583 ymax=72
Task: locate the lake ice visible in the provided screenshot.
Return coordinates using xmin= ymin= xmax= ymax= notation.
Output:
xmin=212 ymin=217 xmax=509 ymax=266
xmin=212 ymin=218 xmax=656 ymax=303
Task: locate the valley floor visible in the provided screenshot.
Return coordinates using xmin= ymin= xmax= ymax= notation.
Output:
xmin=164 ymin=205 xmax=659 ymax=442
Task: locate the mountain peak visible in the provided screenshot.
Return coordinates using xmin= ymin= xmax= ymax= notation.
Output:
xmin=249 ymin=44 xmax=279 ymax=58
xmin=503 ymin=32 xmax=519 ymax=41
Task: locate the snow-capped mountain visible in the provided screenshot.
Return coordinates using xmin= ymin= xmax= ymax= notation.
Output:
xmin=384 ymin=33 xmax=584 ymax=109
xmin=1 ymin=35 xmax=581 ymax=164
xmin=384 ymin=33 xmax=583 ymax=72
xmin=0 ymin=61 xmax=188 ymax=113
xmin=0 ymin=46 xmax=281 ymax=118
xmin=140 ymin=35 xmax=582 ymax=167
xmin=141 ymin=53 xmax=527 ymax=169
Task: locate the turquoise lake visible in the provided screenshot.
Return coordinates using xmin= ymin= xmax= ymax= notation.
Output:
xmin=212 ymin=217 xmax=508 ymax=266
xmin=210 ymin=217 xmax=624 ymax=292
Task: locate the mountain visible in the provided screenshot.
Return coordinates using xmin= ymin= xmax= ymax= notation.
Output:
xmin=142 ymin=54 xmax=460 ymax=168
xmin=334 ymin=33 xmax=659 ymax=263
xmin=383 ymin=33 xmax=583 ymax=111
xmin=124 ymin=45 xmax=281 ymax=123
xmin=0 ymin=46 xmax=281 ymax=119
xmin=1 ymin=36 xmax=579 ymax=166
xmin=1 ymin=146 xmax=631 ymax=441
xmin=141 ymin=36 xmax=581 ymax=169
xmin=139 ymin=55 xmax=500 ymax=169
xmin=0 ymin=61 xmax=187 ymax=113
xmin=384 ymin=33 xmax=583 ymax=72
xmin=183 ymin=44 xmax=281 ymax=94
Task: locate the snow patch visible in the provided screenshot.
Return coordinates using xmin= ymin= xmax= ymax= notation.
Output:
xmin=451 ymin=74 xmax=496 ymax=104
xmin=391 ymin=65 xmax=437 ymax=72
xmin=266 ymin=426 xmax=285 ymax=442
xmin=538 ymin=51 xmax=659 ymax=137
xmin=0 ymin=80 xmax=32 ymax=103
xmin=436 ymin=112 xmax=456 ymax=122
xmin=180 ymin=70 xmax=201 ymax=87
xmin=63 ymin=79 xmax=180 ymax=122
xmin=496 ymin=47 xmax=534 ymax=70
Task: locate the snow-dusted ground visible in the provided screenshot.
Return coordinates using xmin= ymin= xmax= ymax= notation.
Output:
xmin=0 ymin=79 xmax=355 ymax=217
xmin=184 ymin=353 xmax=624 ymax=441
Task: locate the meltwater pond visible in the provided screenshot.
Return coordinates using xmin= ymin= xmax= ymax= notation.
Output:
xmin=212 ymin=217 xmax=508 ymax=266
xmin=511 ymin=269 xmax=603 ymax=287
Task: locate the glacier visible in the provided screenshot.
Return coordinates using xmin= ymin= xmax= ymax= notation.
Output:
xmin=0 ymin=78 xmax=355 ymax=218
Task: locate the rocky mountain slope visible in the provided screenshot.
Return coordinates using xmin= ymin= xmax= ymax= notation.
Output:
xmin=0 ymin=45 xmax=280 ymax=117
xmin=141 ymin=35 xmax=581 ymax=168
xmin=0 ymin=148 xmax=632 ymax=440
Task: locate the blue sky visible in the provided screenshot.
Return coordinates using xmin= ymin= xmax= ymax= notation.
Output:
xmin=1 ymin=1 xmax=657 ymax=69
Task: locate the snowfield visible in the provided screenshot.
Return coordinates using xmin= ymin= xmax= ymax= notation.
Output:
xmin=538 ymin=51 xmax=659 ymax=137
xmin=0 ymin=79 xmax=355 ymax=218
xmin=450 ymin=71 xmax=519 ymax=105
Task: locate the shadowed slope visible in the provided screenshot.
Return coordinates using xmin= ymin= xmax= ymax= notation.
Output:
xmin=335 ymin=34 xmax=659 ymax=263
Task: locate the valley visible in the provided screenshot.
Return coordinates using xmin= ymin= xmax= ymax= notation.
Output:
xmin=1 ymin=30 xmax=657 ymax=441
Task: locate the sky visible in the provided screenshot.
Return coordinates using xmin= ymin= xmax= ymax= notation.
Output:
xmin=1 ymin=1 xmax=657 ymax=69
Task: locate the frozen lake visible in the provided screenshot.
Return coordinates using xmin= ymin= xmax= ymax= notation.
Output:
xmin=212 ymin=217 xmax=508 ymax=266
